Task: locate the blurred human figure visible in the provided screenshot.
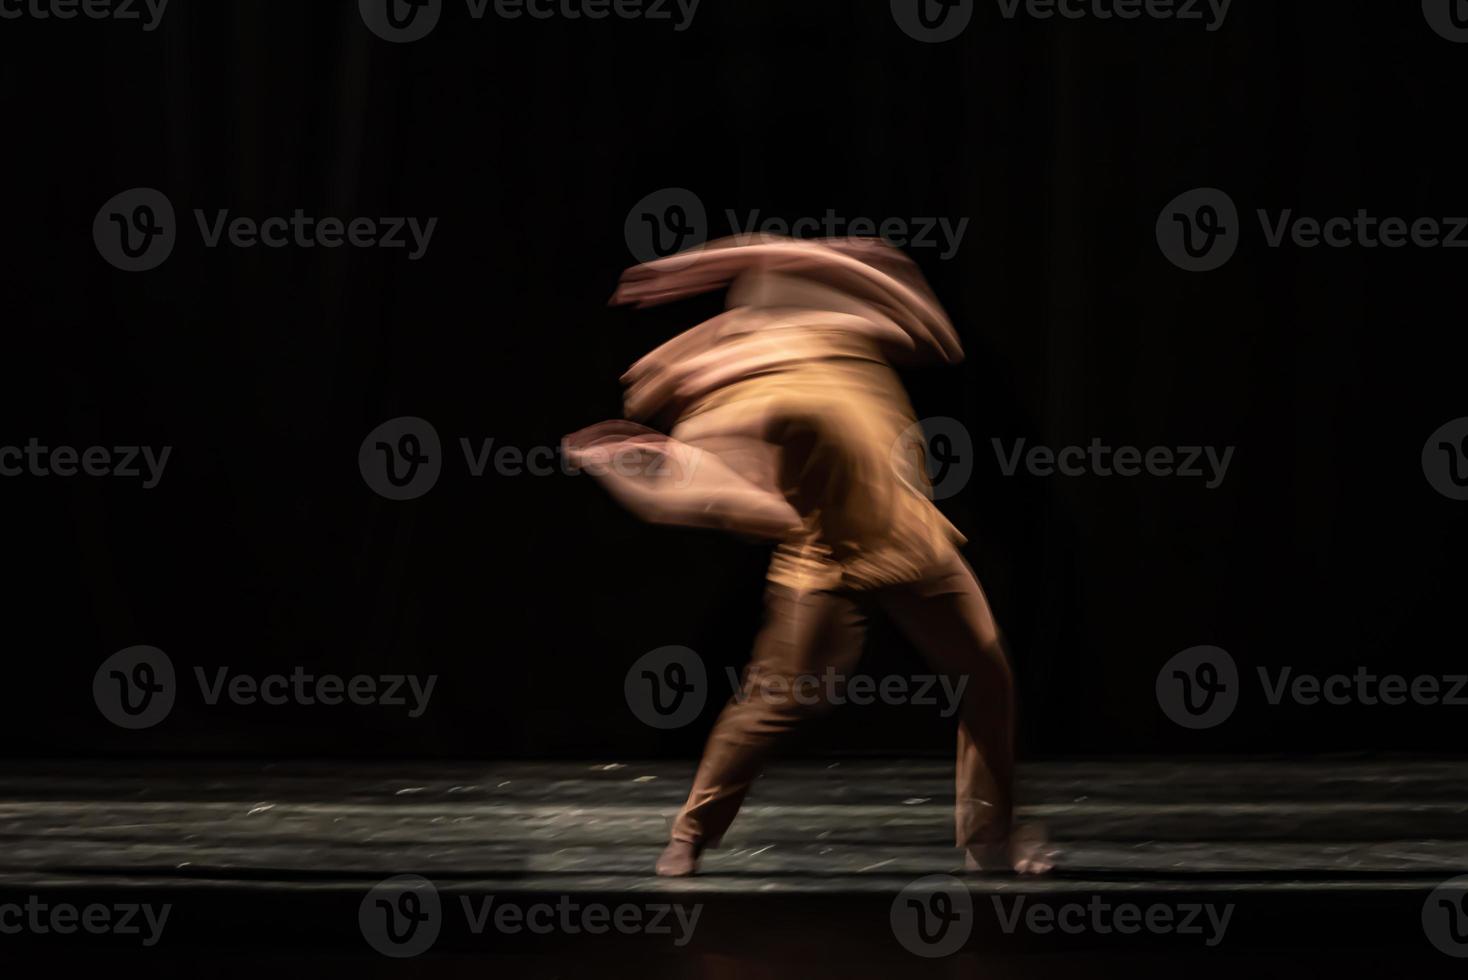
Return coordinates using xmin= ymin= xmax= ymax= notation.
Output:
xmin=565 ymin=235 xmax=1051 ymax=876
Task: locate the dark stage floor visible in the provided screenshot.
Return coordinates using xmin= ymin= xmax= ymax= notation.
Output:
xmin=1 ymin=758 xmax=1466 ymax=975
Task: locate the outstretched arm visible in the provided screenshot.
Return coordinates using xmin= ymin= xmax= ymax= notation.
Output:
xmin=562 ymin=421 xmax=801 ymax=541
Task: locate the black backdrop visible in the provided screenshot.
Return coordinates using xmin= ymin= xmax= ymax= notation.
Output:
xmin=2 ymin=0 xmax=1465 ymax=759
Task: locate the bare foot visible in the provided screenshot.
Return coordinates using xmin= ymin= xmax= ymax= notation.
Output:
xmin=962 ymin=825 xmax=1056 ymax=875
xmin=655 ymin=839 xmax=703 ymax=877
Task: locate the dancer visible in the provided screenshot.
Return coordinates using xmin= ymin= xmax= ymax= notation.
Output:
xmin=564 ymin=234 xmax=1051 ymax=876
